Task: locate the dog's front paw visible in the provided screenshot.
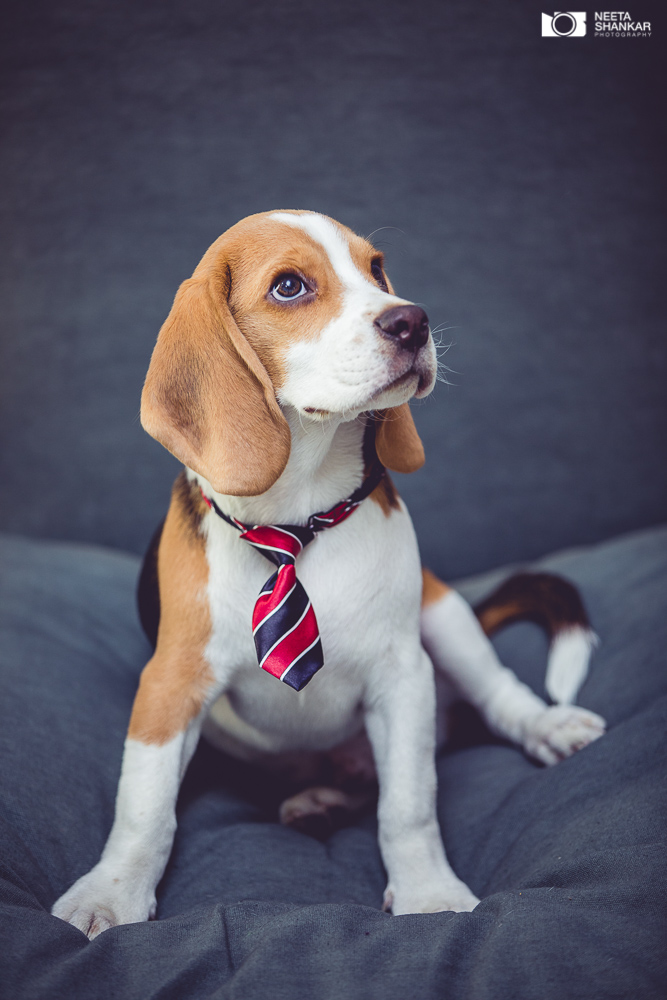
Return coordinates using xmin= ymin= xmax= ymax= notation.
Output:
xmin=51 ymin=863 xmax=156 ymax=939
xmin=523 ymin=704 xmax=606 ymax=766
xmin=384 ymin=878 xmax=480 ymax=915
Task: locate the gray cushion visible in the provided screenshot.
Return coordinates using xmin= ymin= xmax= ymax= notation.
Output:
xmin=0 ymin=527 xmax=665 ymax=999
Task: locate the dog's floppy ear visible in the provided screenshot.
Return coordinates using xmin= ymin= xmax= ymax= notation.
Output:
xmin=141 ymin=267 xmax=291 ymax=497
xmin=375 ymin=404 xmax=425 ymax=474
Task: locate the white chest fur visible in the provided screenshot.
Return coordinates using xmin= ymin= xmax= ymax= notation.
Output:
xmin=201 ymin=475 xmax=423 ymax=755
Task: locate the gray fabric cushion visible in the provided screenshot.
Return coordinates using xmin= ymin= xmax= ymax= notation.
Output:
xmin=0 ymin=526 xmax=665 ymax=999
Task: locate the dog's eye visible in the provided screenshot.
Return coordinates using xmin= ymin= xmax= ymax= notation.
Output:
xmin=371 ymin=260 xmax=388 ymax=291
xmin=271 ymin=274 xmax=308 ymax=301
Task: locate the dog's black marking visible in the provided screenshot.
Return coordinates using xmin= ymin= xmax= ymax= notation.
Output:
xmin=137 ymin=519 xmax=164 ymax=651
xmin=363 ymin=413 xmax=399 ymax=509
xmin=172 ymin=469 xmax=206 ymax=540
xmin=474 ymin=572 xmax=590 ymax=640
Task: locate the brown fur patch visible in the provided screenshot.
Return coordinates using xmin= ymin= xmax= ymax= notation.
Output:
xmin=475 ymin=601 xmax=523 ymax=635
xmin=370 ymin=473 xmax=400 ymax=516
xmin=421 ymin=567 xmax=452 ymax=607
xmin=223 ymin=216 xmax=346 ymax=388
xmin=141 ymin=267 xmax=291 ymax=497
xmin=128 ymin=482 xmax=214 ymax=745
xmin=375 ymin=404 xmax=425 ymax=474
xmin=153 ymin=344 xmax=207 ymax=450
xmin=172 ymin=470 xmax=208 ymax=540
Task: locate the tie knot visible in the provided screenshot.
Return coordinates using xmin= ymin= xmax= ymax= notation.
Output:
xmin=239 ymin=524 xmax=314 ymax=567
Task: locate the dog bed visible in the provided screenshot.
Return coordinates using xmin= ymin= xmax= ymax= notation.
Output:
xmin=0 ymin=526 xmax=665 ymax=1000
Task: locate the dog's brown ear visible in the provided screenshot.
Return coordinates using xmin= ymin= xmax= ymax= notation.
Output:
xmin=141 ymin=271 xmax=290 ymax=496
xmin=375 ymin=403 xmax=425 ymax=473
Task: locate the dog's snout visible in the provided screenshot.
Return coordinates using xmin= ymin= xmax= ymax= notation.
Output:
xmin=375 ymin=305 xmax=429 ymax=351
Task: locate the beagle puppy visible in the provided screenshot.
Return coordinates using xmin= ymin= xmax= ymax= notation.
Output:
xmin=52 ymin=210 xmax=605 ymax=938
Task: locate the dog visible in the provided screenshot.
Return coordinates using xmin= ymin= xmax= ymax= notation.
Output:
xmin=52 ymin=210 xmax=605 ymax=938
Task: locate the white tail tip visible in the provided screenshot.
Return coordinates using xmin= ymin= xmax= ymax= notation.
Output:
xmin=545 ymin=627 xmax=599 ymax=705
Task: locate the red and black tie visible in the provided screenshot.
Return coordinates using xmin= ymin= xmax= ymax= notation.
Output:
xmin=200 ymin=463 xmax=385 ymax=692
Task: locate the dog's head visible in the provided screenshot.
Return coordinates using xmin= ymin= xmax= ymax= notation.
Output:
xmin=141 ymin=211 xmax=437 ymax=496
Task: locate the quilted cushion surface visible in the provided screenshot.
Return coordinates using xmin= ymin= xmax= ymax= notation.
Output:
xmin=0 ymin=527 xmax=665 ymax=1000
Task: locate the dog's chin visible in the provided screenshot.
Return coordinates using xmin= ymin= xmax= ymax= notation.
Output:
xmin=367 ymin=372 xmax=420 ymax=410
xmin=414 ymin=367 xmax=437 ymax=399
xmin=294 ymin=365 xmax=436 ymax=422
xmin=368 ymin=363 xmax=436 ymax=409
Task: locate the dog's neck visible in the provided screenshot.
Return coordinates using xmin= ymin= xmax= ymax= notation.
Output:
xmin=195 ymin=407 xmax=368 ymax=526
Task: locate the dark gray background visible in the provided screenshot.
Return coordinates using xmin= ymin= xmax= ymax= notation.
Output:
xmin=0 ymin=0 xmax=664 ymax=578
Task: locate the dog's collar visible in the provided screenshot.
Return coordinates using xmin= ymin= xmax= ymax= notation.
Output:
xmin=199 ymin=460 xmax=386 ymax=691
xmin=199 ymin=459 xmax=386 ymax=538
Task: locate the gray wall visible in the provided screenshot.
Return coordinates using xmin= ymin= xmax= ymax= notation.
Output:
xmin=0 ymin=0 xmax=664 ymax=578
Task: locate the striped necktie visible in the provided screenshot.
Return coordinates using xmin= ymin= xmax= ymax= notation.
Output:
xmin=200 ymin=462 xmax=385 ymax=691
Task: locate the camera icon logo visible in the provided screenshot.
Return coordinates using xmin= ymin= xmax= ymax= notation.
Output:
xmin=541 ymin=12 xmax=587 ymax=36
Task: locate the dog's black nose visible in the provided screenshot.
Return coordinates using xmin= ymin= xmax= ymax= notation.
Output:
xmin=375 ymin=305 xmax=430 ymax=351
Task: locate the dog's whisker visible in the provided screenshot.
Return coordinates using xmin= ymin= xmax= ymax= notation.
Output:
xmin=365 ymin=225 xmax=406 ymax=243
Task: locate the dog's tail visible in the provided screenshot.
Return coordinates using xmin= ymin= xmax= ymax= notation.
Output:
xmin=473 ymin=573 xmax=599 ymax=705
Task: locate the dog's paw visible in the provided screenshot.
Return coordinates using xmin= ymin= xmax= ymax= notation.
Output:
xmin=51 ymin=864 xmax=156 ymax=939
xmin=523 ymin=704 xmax=606 ymax=766
xmin=383 ymin=879 xmax=480 ymax=915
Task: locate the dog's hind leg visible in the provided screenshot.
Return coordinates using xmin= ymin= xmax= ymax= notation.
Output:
xmin=280 ymin=786 xmax=375 ymax=840
xmin=421 ymin=570 xmax=606 ymax=765
xmin=278 ymin=732 xmax=378 ymax=839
